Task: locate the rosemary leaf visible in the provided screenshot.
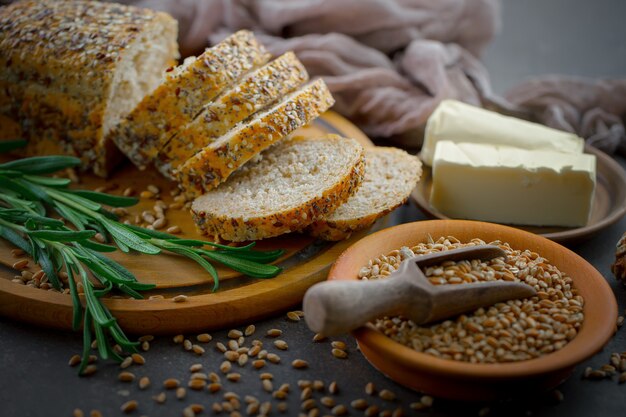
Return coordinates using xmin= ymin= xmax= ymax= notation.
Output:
xmin=0 ymin=210 xmax=64 ymax=228
xmin=84 ymin=220 xmax=108 ymax=239
xmin=70 ymin=190 xmax=138 ymax=207
xmin=23 ymin=175 xmax=71 ymax=188
xmin=201 ymin=250 xmax=282 ymax=278
xmin=79 ymin=239 xmax=117 ymax=252
xmin=125 ymin=223 xmax=178 ymax=240
xmin=0 ymin=224 xmax=31 ymax=254
xmin=82 ymin=279 xmax=115 ymax=328
xmin=0 ymin=139 xmax=27 ymax=153
xmin=52 ymin=190 xmax=102 ymax=212
xmin=164 ymin=243 xmax=220 ymax=292
xmin=78 ymin=309 xmax=93 ymax=376
xmin=122 ymin=281 xmax=156 ymax=291
xmin=218 ymin=248 xmax=285 ymax=263
xmin=118 ymin=284 xmax=144 ymax=299
xmin=0 ymin=169 xmax=24 ymax=177
xmin=102 ymin=220 xmax=160 ymax=254
xmin=35 ymin=245 xmax=61 ymax=290
xmin=53 ymin=204 xmax=86 ymax=231
xmin=0 ymin=155 xmax=80 ymax=174
xmin=62 ymin=253 xmax=83 ymax=331
xmin=76 ymin=253 xmax=135 ymax=284
xmin=93 ymin=281 xmax=112 ymax=298
xmin=88 ymin=249 xmax=137 ymax=282
xmin=165 ymin=238 xmax=257 ymax=251
xmin=27 ymin=229 xmax=96 ymax=242
xmin=0 ymin=176 xmax=48 ymax=203
xmin=105 ymin=341 xmax=124 ymax=362
xmin=104 ymin=308 xmax=139 ymax=352
xmin=93 ymin=320 xmax=109 ymax=360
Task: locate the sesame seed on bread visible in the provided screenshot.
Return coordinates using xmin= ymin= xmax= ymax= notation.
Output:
xmin=110 ymin=30 xmax=270 ymax=170
xmin=155 ymin=51 xmax=309 ymax=178
xmin=176 ymin=78 xmax=335 ymax=198
xmin=307 ymin=147 xmax=423 ymax=241
xmin=191 ymin=135 xmax=365 ymax=242
xmin=0 ymin=0 xmax=179 ymax=177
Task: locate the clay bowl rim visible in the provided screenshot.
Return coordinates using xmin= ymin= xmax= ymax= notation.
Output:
xmin=327 ymin=219 xmax=617 ymax=381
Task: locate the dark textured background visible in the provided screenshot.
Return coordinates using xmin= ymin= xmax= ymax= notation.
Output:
xmin=1 ymin=1 xmax=625 ymax=416
xmin=484 ymin=0 xmax=626 ymax=92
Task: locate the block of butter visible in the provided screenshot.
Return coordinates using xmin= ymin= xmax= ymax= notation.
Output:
xmin=421 ymin=100 xmax=584 ymax=166
xmin=430 ymin=141 xmax=596 ymax=227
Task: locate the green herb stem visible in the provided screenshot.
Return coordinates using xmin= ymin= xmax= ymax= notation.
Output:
xmin=0 ymin=147 xmax=284 ymax=374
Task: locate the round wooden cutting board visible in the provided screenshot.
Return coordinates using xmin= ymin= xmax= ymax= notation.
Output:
xmin=0 ymin=111 xmax=380 ymax=334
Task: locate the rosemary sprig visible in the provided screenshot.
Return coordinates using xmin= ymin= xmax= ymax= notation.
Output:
xmin=0 ymin=140 xmax=284 ymax=374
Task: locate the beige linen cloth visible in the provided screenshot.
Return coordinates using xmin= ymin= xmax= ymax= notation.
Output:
xmin=121 ymin=0 xmax=625 ymax=156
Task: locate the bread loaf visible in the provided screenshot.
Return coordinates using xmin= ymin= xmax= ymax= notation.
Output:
xmin=0 ymin=0 xmax=179 ymax=177
xmin=308 ymin=147 xmax=422 ymax=240
xmin=191 ymin=135 xmax=365 ymax=242
xmin=110 ymin=30 xmax=270 ymax=170
xmin=176 ymin=79 xmax=335 ymax=197
xmin=155 ymin=51 xmax=308 ymax=178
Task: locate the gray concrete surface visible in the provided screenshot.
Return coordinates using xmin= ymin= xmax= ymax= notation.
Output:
xmin=1 ymin=1 xmax=625 ymax=416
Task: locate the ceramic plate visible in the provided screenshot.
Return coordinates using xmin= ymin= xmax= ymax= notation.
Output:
xmin=327 ymin=219 xmax=617 ymax=400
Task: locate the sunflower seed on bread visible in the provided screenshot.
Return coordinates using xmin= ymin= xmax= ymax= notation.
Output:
xmin=175 ymin=78 xmax=335 ymax=198
xmin=110 ymin=30 xmax=270 ymax=170
xmin=155 ymin=51 xmax=309 ymax=178
xmin=191 ymin=135 xmax=365 ymax=242
xmin=307 ymin=147 xmax=422 ymax=241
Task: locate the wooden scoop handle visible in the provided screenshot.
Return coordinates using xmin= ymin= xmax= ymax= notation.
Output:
xmin=303 ymin=245 xmax=535 ymax=336
xmin=303 ymin=278 xmax=416 ymax=337
xmin=425 ymin=280 xmax=537 ymax=323
xmin=413 ymin=245 xmax=507 ymax=267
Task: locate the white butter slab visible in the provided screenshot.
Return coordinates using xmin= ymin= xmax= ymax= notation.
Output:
xmin=430 ymin=141 xmax=596 ymax=227
xmin=421 ymin=100 xmax=584 ymax=166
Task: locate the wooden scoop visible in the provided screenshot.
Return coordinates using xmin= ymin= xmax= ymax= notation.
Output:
xmin=303 ymin=245 xmax=536 ymax=336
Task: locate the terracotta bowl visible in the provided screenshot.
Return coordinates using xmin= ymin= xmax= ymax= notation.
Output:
xmin=327 ymin=220 xmax=617 ymax=401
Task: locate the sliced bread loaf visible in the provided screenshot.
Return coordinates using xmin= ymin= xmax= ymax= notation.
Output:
xmin=0 ymin=0 xmax=179 ymax=177
xmin=155 ymin=51 xmax=309 ymax=178
xmin=176 ymin=78 xmax=335 ymax=197
xmin=110 ymin=30 xmax=270 ymax=170
xmin=307 ymin=147 xmax=423 ymax=241
xmin=191 ymin=135 xmax=365 ymax=242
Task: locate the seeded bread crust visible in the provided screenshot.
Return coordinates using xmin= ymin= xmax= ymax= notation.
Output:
xmin=110 ymin=30 xmax=270 ymax=170
xmin=308 ymin=147 xmax=423 ymax=241
xmin=191 ymin=136 xmax=365 ymax=242
xmin=0 ymin=79 xmax=73 ymax=157
xmin=0 ymin=0 xmax=179 ymax=177
xmin=176 ymin=79 xmax=335 ymax=197
xmin=155 ymin=52 xmax=309 ymax=178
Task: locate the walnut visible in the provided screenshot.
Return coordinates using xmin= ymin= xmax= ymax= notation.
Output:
xmin=612 ymin=232 xmax=626 ymax=284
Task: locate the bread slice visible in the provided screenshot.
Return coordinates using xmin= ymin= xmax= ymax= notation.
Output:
xmin=110 ymin=30 xmax=270 ymax=170
xmin=308 ymin=147 xmax=423 ymax=241
xmin=176 ymin=78 xmax=335 ymax=197
xmin=191 ymin=135 xmax=365 ymax=242
xmin=0 ymin=0 xmax=179 ymax=177
xmin=155 ymin=51 xmax=309 ymax=178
